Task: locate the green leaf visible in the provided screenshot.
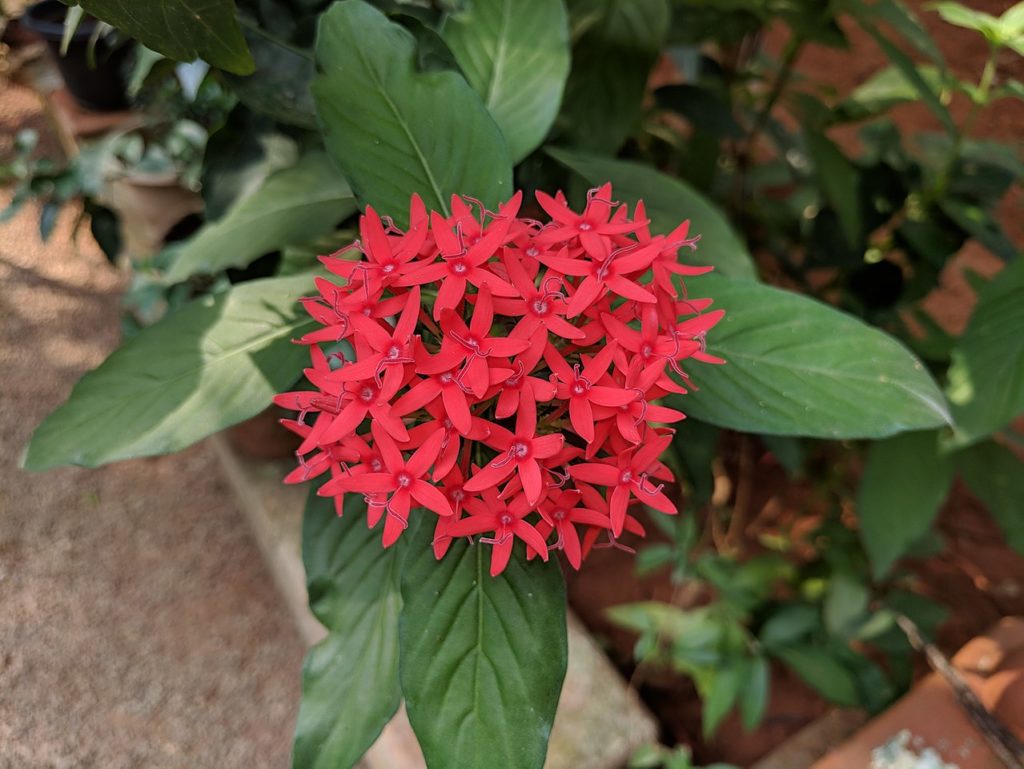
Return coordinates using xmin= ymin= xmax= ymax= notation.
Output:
xmin=846 ymin=0 xmax=944 ymax=63
xmin=857 ymin=429 xmax=954 ymax=577
xmin=928 ymin=2 xmax=1001 ymax=41
xmin=739 ymin=656 xmax=770 ymax=731
xmin=670 ymin=274 xmax=951 ymax=438
xmin=224 ymin=30 xmax=319 ymax=130
xmin=958 ymin=441 xmax=1024 ymax=554
xmin=700 ymin=663 xmax=743 ymax=737
xmin=443 ymin=0 xmax=570 ymax=162
xmin=823 ymin=574 xmax=870 ymax=637
xmin=939 ymin=198 xmax=1020 ymax=261
xmin=313 ymin=0 xmax=513 ymax=225
xmin=23 ymin=274 xmax=315 ymax=470
xmin=854 ymin=14 xmax=955 ymax=134
xmin=166 ymin=151 xmax=355 ymax=281
xmin=805 ymin=130 xmax=862 ymax=248
xmin=557 ymin=0 xmax=670 ymax=153
xmin=758 ymin=604 xmax=820 ymax=649
xmin=946 ymin=259 xmax=1024 ymax=445
xmin=770 ymin=645 xmax=860 ymax=707
xmin=546 ymin=148 xmax=758 ymax=280
xmin=399 ymin=521 xmax=567 ymax=769
xmin=838 ymin=65 xmax=947 ymax=120
xmin=63 ymin=0 xmax=254 ymax=74
xmin=200 ymin=107 xmax=301 ymax=222
xmin=294 ymin=491 xmax=404 ymax=769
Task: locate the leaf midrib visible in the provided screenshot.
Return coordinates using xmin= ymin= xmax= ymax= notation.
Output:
xmin=348 ymin=30 xmax=449 ymax=216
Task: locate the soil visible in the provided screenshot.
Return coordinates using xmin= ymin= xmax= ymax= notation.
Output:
xmin=0 ymin=79 xmax=305 ymax=768
xmin=568 ymin=2 xmax=1024 ymax=765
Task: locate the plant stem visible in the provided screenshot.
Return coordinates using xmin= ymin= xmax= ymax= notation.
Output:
xmin=935 ymin=44 xmax=999 ymax=198
xmin=744 ymin=34 xmax=805 ymax=159
xmin=731 ymin=33 xmax=805 ymax=217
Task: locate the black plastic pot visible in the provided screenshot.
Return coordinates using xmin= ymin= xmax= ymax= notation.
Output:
xmin=21 ymin=0 xmax=130 ymax=111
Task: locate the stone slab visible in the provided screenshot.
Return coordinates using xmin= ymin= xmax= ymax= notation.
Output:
xmin=211 ymin=435 xmax=659 ymax=769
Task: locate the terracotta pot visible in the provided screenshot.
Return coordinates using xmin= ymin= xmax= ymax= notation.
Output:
xmin=812 ymin=618 xmax=1024 ymax=769
xmin=102 ymin=170 xmax=203 ymax=263
xmin=21 ymin=0 xmax=130 ymax=111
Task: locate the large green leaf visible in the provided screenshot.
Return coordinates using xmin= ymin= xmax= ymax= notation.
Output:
xmin=23 ymin=275 xmax=315 ymax=470
xmin=547 ymin=148 xmax=758 ymax=280
xmin=946 ymin=259 xmax=1024 ymax=445
xmin=166 ymin=151 xmax=355 ymax=282
xmin=399 ymin=521 xmax=567 ymax=769
xmin=443 ymin=0 xmax=570 ymax=163
xmin=857 ymin=429 xmax=954 ymax=577
xmin=294 ymin=491 xmax=404 ymax=769
xmin=957 ymin=441 xmax=1024 ymax=555
xmin=62 ymin=0 xmax=254 ymax=74
xmin=313 ymin=0 xmax=513 ymax=225
xmin=557 ymin=0 xmax=670 ymax=153
xmin=673 ymin=274 xmax=951 ymax=437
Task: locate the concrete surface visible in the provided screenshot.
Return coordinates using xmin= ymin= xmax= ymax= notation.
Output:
xmin=0 ymin=78 xmax=305 ymax=769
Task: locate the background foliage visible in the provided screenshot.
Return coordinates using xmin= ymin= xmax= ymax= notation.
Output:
xmin=10 ymin=0 xmax=1023 ymax=765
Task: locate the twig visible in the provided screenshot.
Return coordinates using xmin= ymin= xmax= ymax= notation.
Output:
xmin=895 ymin=613 xmax=1024 ymax=769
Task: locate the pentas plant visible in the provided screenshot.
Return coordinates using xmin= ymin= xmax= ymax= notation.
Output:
xmin=275 ymin=184 xmax=725 ymax=576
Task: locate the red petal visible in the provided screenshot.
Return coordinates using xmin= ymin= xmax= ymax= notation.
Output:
xmin=411 ymin=479 xmax=454 ymax=516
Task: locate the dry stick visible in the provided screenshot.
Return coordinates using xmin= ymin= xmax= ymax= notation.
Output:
xmin=895 ymin=614 xmax=1024 ymax=769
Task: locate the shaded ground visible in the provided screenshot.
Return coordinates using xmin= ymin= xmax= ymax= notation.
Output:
xmin=0 ymin=79 xmax=304 ymax=769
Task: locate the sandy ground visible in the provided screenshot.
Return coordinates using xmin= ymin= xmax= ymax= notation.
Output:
xmin=0 ymin=81 xmax=304 ymax=769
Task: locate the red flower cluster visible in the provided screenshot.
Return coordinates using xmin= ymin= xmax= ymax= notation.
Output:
xmin=275 ymin=184 xmax=724 ymax=576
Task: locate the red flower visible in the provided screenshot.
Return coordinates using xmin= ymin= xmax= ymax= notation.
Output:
xmin=448 ymin=487 xmax=549 ymax=576
xmin=422 ymin=285 xmax=529 ymax=398
xmin=569 ymin=432 xmax=678 ymax=537
xmin=276 ymin=183 xmax=725 ymax=574
xmin=326 ymin=422 xmax=452 ymax=546
xmin=536 ymin=489 xmax=609 ymax=569
xmin=545 ymin=342 xmax=635 ymax=444
xmin=463 ymin=397 xmax=564 ymax=506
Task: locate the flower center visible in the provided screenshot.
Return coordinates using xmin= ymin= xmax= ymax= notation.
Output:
xmin=439 ymin=371 xmax=454 ymax=384
xmin=451 ymin=260 xmax=468 ymax=275
xmin=531 ymin=298 xmax=550 ymax=316
xmin=451 ymin=489 xmax=465 ymax=502
xmin=387 ymin=344 xmax=403 ymax=360
xmin=382 ymin=262 xmax=396 ymax=274
xmin=571 ymin=380 xmax=589 ymax=397
xmin=370 ymin=457 xmax=384 ymax=472
xmin=395 ymin=471 xmax=413 ymax=488
xmin=619 ymin=470 xmax=633 ymax=485
xmin=553 ymin=508 xmax=567 ymax=521
xmin=359 ymin=385 xmax=377 ymax=403
xmin=499 ymin=512 xmax=514 ymax=527
xmin=526 ymin=247 xmax=539 ymax=257
xmin=578 ymin=222 xmax=593 ymax=232
xmin=641 ymin=343 xmax=654 ymax=359
xmin=509 ymin=440 xmax=530 ymax=459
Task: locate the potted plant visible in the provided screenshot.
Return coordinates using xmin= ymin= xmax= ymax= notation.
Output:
xmin=20 ymin=0 xmax=130 ymax=110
